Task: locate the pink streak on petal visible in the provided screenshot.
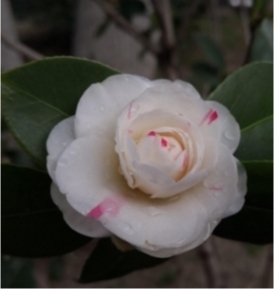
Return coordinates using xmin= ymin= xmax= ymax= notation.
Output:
xmin=87 ymin=204 xmax=103 ymax=219
xmin=209 ymin=185 xmax=224 ymax=191
xmin=200 ymin=109 xmax=213 ymax=126
xmin=208 ymin=111 xmax=218 ymax=124
xmin=87 ymin=198 xmax=122 ymax=219
xmin=200 ymin=109 xmax=218 ymax=125
xmin=161 ymin=138 xmax=168 ymax=147
xmin=128 ymin=129 xmax=133 ymax=134
xmin=148 ymin=131 xmax=156 ymax=136
xmin=127 ymin=101 xmax=134 ymax=120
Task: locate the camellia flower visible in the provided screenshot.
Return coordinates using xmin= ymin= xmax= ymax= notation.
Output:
xmin=47 ymin=74 xmax=247 ymax=258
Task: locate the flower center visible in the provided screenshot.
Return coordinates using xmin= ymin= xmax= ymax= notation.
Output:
xmin=136 ymin=130 xmax=189 ymax=181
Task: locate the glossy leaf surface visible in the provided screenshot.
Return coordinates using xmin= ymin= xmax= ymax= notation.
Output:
xmin=210 ymin=62 xmax=273 ymax=242
xmin=2 ymin=164 xmax=91 ymax=257
xmin=2 ymin=57 xmax=118 ymax=166
xmin=251 ymin=19 xmax=273 ymax=62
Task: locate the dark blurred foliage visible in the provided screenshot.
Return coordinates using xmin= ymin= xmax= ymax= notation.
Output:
xmin=10 ymin=0 xmax=75 ymax=27
xmin=118 ymin=0 xmax=146 ymax=20
xmin=1 ymin=257 xmax=36 ymax=288
xmin=10 ymin=0 xmax=76 ymax=55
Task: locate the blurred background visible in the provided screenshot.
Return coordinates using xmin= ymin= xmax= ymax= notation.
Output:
xmin=1 ymin=0 xmax=273 ymax=287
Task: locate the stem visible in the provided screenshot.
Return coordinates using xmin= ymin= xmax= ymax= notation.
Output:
xmin=90 ymin=0 xmax=159 ymax=55
xmin=152 ymin=0 xmax=180 ymax=79
xmin=240 ymin=6 xmax=251 ymax=46
xmin=178 ymin=0 xmax=201 ymax=42
xmin=261 ymin=246 xmax=273 ymax=288
xmin=197 ymin=240 xmax=224 ymax=288
xmin=1 ymin=35 xmax=43 ymax=61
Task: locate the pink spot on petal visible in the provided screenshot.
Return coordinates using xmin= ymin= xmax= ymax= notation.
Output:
xmin=148 ymin=131 xmax=156 ymax=136
xmin=87 ymin=204 xmax=103 ymax=219
xmin=161 ymin=138 xmax=168 ymax=147
xmin=208 ymin=111 xmax=218 ymax=124
xmin=209 ymin=185 xmax=224 ymax=191
xmin=200 ymin=109 xmax=218 ymax=125
xmin=87 ymin=198 xmax=122 ymax=219
xmin=127 ymin=101 xmax=134 ymax=120
xmin=128 ymin=129 xmax=133 ymax=134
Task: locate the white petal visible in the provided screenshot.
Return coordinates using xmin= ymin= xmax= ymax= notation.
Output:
xmin=195 ymin=144 xmax=240 ymax=220
xmin=75 ymin=74 xmax=152 ymax=138
xmin=55 ymin=136 xmax=128 ymax=215
xmin=222 ymin=159 xmax=247 ymax=217
xmin=137 ymin=219 xmax=218 ymax=258
xmin=152 ymin=79 xmax=201 ymax=99
xmin=116 ymin=87 xmax=222 ymax=157
xmin=207 ymin=101 xmax=240 ymax=153
xmin=118 ymin=110 xmax=218 ymax=198
xmin=46 ymin=116 xmax=75 ymax=182
xmin=54 ymin=137 xmax=229 ymax=257
xmin=114 ymin=83 xmax=222 ymax=195
xmin=50 ymin=183 xmax=110 ymax=238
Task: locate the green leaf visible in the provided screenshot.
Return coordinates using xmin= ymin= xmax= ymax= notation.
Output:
xmin=79 ymin=238 xmax=168 ymax=283
xmin=237 ymin=116 xmax=272 ymax=161
xmin=2 ymin=164 xmax=91 ymax=257
xmin=213 ymin=205 xmax=273 ymax=244
xmin=209 ymin=62 xmax=273 ymax=243
xmin=194 ymin=34 xmax=225 ymax=69
xmin=1 ymin=57 xmax=119 ymax=167
xmin=209 ymin=62 xmax=273 ymax=130
xmin=251 ymin=19 xmax=273 ymax=62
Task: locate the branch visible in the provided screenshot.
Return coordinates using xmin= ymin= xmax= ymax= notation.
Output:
xmin=197 ymin=240 xmax=225 ymax=288
xmin=152 ymin=0 xmax=176 ymax=49
xmin=152 ymin=0 xmax=180 ymax=80
xmin=90 ymin=0 xmax=159 ymax=55
xmin=1 ymin=35 xmax=43 ymax=61
xmin=261 ymin=246 xmax=273 ymax=288
xmin=178 ymin=0 xmax=200 ymax=42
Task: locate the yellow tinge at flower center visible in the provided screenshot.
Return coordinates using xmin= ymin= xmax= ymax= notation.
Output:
xmin=136 ymin=129 xmax=189 ymax=182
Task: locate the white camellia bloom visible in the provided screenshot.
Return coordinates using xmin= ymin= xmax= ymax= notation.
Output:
xmin=47 ymin=74 xmax=247 ymax=258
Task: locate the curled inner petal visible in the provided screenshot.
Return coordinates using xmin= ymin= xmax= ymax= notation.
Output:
xmin=116 ymin=109 xmax=208 ymax=198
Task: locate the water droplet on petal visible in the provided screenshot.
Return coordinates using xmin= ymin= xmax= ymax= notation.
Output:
xmin=224 ymin=130 xmax=234 ymax=140
xmin=118 ymin=222 xmax=134 ymax=235
xmin=176 ymin=238 xmax=186 ymax=246
xmin=147 ymin=206 xmax=161 ymax=217
xmin=169 ymin=195 xmax=180 ymax=202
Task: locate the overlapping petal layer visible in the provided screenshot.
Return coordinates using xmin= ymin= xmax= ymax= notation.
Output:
xmin=47 ymin=74 xmax=246 ymax=258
